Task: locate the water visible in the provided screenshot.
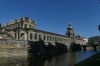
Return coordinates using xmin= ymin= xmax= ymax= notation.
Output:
xmin=0 ymin=49 xmax=99 ymax=66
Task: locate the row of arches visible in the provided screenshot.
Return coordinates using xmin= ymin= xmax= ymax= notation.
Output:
xmin=29 ymin=33 xmax=71 ymax=43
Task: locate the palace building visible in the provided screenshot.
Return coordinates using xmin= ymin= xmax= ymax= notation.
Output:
xmin=0 ymin=15 xmax=86 ymax=46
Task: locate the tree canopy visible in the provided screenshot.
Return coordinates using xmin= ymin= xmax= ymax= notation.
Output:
xmin=90 ymin=39 xmax=95 ymax=45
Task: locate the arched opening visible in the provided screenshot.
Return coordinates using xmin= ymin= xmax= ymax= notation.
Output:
xmin=30 ymin=33 xmax=33 ymax=40
xmin=47 ymin=36 xmax=49 ymax=41
xmin=57 ymin=37 xmax=58 ymax=41
xmin=59 ymin=38 xmax=60 ymax=42
xmin=30 ymin=25 xmax=31 ymax=28
xmin=50 ymin=36 xmax=52 ymax=41
xmin=34 ymin=34 xmax=37 ymax=40
xmin=21 ymin=33 xmax=24 ymax=40
xmin=55 ymin=37 xmax=56 ymax=41
xmin=24 ymin=24 xmax=27 ymax=28
xmin=43 ymin=35 xmax=46 ymax=41
xmin=21 ymin=33 xmax=24 ymax=37
xmin=39 ymin=35 xmax=41 ymax=39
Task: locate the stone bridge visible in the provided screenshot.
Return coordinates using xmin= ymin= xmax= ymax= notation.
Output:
xmin=81 ymin=44 xmax=100 ymax=51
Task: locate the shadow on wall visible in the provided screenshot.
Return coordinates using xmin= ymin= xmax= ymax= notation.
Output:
xmin=27 ymin=38 xmax=68 ymax=56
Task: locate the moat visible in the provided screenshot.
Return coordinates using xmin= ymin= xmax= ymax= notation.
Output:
xmin=0 ymin=49 xmax=99 ymax=66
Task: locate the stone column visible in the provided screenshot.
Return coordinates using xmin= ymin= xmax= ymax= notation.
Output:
xmin=18 ymin=30 xmax=21 ymax=40
xmin=16 ymin=32 xmax=18 ymax=40
xmin=28 ymin=32 xmax=30 ymax=40
xmin=32 ymin=32 xmax=34 ymax=41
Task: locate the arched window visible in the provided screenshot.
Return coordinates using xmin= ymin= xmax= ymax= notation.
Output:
xmin=30 ymin=25 xmax=31 ymax=28
xmin=39 ymin=35 xmax=41 ymax=39
xmin=43 ymin=35 xmax=46 ymax=41
xmin=52 ymin=37 xmax=54 ymax=41
xmin=30 ymin=33 xmax=33 ymax=40
xmin=47 ymin=36 xmax=49 ymax=41
xmin=57 ymin=37 xmax=58 ymax=41
xmin=55 ymin=37 xmax=56 ymax=41
xmin=59 ymin=38 xmax=60 ymax=42
xmin=34 ymin=34 xmax=37 ymax=40
xmin=24 ymin=24 xmax=27 ymax=28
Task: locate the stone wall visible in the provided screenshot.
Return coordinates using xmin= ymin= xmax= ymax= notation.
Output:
xmin=0 ymin=40 xmax=28 ymax=56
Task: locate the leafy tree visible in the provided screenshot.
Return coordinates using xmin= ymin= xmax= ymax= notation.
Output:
xmin=90 ymin=39 xmax=95 ymax=45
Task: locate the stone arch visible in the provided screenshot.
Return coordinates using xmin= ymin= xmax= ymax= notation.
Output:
xmin=21 ymin=33 xmax=24 ymax=37
xmin=21 ymin=33 xmax=24 ymax=40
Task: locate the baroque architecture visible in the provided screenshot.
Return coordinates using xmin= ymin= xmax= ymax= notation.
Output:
xmin=0 ymin=15 xmax=86 ymax=46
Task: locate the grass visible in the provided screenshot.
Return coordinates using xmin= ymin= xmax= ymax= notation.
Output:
xmin=74 ymin=52 xmax=100 ymax=66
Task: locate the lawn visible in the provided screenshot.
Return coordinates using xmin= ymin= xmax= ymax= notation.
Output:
xmin=74 ymin=52 xmax=100 ymax=66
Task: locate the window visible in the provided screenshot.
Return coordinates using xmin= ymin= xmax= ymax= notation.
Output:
xmin=30 ymin=25 xmax=31 ymax=28
xmin=55 ymin=37 xmax=56 ymax=41
xmin=39 ymin=35 xmax=41 ymax=39
xmin=59 ymin=38 xmax=60 ymax=42
xmin=34 ymin=34 xmax=37 ymax=40
xmin=30 ymin=33 xmax=33 ymax=40
xmin=52 ymin=37 xmax=54 ymax=41
xmin=47 ymin=36 xmax=49 ymax=41
xmin=57 ymin=37 xmax=58 ymax=41
xmin=43 ymin=35 xmax=46 ymax=41
xmin=24 ymin=24 xmax=27 ymax=28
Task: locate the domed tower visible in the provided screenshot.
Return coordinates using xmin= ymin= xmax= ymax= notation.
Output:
xmin=66 ymin=22 xmax=75 ymax=37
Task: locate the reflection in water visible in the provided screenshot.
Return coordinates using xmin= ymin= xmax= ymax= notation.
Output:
xmin=0 ymin=50 xmax=99 ymax=66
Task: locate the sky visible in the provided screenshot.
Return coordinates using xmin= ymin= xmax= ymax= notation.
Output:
xmin=0 ymin=0 xmax=100 ymax=38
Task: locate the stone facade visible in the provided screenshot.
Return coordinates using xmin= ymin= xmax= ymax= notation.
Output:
xmin=0 ymin=15 xmax=86 ymax=48
xmin=0 ymin=40 xmax=28 ymax=56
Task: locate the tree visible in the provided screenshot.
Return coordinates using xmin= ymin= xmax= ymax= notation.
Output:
xmin=90 ymin=39 xmax=95 ymax=45
xmin=98 ymin=25 xmax=100 ymax=31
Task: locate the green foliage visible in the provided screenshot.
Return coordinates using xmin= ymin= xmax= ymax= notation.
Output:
xmin=90 ymin=39 xmax=95 ymax=45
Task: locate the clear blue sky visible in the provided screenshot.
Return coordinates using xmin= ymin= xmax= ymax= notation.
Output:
xmin=0 ymin=0 xmax=100 ymax=38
